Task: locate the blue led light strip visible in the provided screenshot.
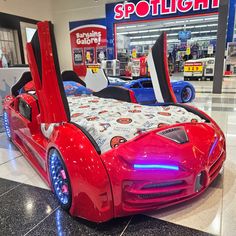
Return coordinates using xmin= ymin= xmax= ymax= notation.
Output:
xmin=208 ymin=137 xmax=219 ymax=157
xmin=134 ymin=164 xmax=179 ymax=170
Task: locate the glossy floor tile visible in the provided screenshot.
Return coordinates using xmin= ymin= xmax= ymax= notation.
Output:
xmin=123 ymin=215 xmax=213 ymax=236
xmin=0 ymin=180 xmax=58 ymax=236
xmin=0 ymin=178 xmax=212 ymax=236
xmin=0 ymin=133 xmax=22 ymax=164
xmin=221 ymin=147 xmax=236 ymax=236
xmin=0 ymin=177 xmax=21 ymax=196
xmin=27 ymin=208 xmax=131 ymax=236
xmin=147 ymin=177 xmax=223 ymax=235
xmin=0 ymin=156 xmax=49 ymax=190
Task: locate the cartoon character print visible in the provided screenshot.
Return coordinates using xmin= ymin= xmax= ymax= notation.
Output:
xmin=116 ymin=118 xmax=132 ymax=124
xmin=98 ymin=110 xmax=108 ymax=115
xmin=161 ymin=107 xmax=171 ymax=111
xmin=145 ymin=114 xmax=155 ymax=119
xmin=88 ymin=99 xmax=99 ymax=103
xmin=158 ymin=111 xmax=171 ymax=116
xmin=158 ymin=123 xmax=169 ymax=128
xmin=110 ymin=136 xmax=127 ymax=149
xmin=191 ymin=118 xmax=198 ymax=123
xmin=86 ymin=116 xmax=99 ymax=121
xmin=128 ymin=109 xmax=141 ymax=113
xmin=134 ymin=128 xmax=146 ymax=136
xmin=134 ymin=105 xmax=142 ymax=109
xmin=64 ymin=85 xmax=76 ymax=95
xmin=99 ymin=123 xmax=111 ymax=132
xmin=79 ymin=105 xmax=90 ymax=109
xmin=71 ymin=113 xmax=83 ymax=118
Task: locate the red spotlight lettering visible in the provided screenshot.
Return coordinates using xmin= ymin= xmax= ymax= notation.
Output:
xmin=212 ymin=0 xmax=219 ymax=8
xmin=150 ymin=0 xmax=161 ymax=15
xmin=136 ymin=1 xmax=150 ymax=18
xmin=194 ymin=0 xmax=209 ymax=10
xmin=177 ymin=0 xmax=193 ymax=12
xmin=161 ymin=0 xmax=171 ymax=14
xmin=170 ymin=0 xmax=177 ymax=13
xmin=124 ymin=3 xmax=135 ymax=19
xmin=114 ymin=4 xmax=124 ymax=20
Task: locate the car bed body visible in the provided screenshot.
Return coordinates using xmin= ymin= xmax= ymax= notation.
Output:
xmin=3 ymin=21 xmax=226 ymax=223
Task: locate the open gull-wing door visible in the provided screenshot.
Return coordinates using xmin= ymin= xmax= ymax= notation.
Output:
xmin=147 ymin=32 xmax=177 ymax=104
xmin=26 ymin=21 xmax=70 ymax=123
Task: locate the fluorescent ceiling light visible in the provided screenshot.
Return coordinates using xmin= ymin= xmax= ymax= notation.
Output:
xmin=164 ymin=22 xmax=176 ymax=25
xmin=126 ymin=25 xmax=137 ymax=28
xmin=149 ymin=29 xmax=159 ymax=32
xmin=189 ymin=18 xmax=204 ymax=22
xmin=205 ymin=17 xmax=218 ymax=21
xmin=207 ymin=24 xmax=218 ymax=27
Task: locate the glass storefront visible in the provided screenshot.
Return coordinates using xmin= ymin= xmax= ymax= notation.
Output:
xmin=0 ymin=27 xmax=20 ymax=67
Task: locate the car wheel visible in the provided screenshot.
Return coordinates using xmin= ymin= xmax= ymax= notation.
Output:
xmin=181 ymin=86 xmax=193 ymax=103
xmin=2 ymin=111 xmax=12 ymax=140
xmin=48 ymin=149 xmax=72 ymax=211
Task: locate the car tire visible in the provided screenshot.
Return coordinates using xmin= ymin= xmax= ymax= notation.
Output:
xmin=181 ymin=86 xmax=194 ymax=103
xmin=48 ymin=148 xmax=72 ymax=211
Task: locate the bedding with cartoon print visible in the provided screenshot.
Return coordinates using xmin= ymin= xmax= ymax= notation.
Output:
xmin=68 ymin=95 xmax=205 ymax=153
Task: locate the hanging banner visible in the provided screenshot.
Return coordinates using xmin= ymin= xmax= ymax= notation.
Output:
xmin=69 ymin=19 xmax=107 ymax=77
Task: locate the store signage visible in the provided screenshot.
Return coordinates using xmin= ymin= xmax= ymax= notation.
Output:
xmin=69 ymin=19 xmax=107 ymax=76
xmin=70 ymin=25 xmax=107 ymax=47
xmin=114 ymin=0 xmax=219 ymax=20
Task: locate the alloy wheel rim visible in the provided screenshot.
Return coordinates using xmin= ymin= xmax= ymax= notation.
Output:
xmin=182 ymin=87 xmax=192 ymax=102
xmin=49 ymin=151 xmax=70 ymax=205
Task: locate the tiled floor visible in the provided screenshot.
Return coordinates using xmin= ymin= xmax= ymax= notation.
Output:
xmin=0 ymin=76 xmax=236 ymax=235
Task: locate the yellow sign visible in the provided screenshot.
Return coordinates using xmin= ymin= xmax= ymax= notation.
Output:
xmin=184 ymin=65 xmax=203 ymax=72
xmin=87 ymin=65 xmax=100 ymax=73
xmin=132 ymin=49 xmax=137 ymax=58
xmin=186 ymin=47 xmax=191 ymax=56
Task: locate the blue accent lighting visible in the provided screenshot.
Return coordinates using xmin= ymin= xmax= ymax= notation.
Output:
xmin=3 ymin=111 xmax=11 ymax=139
xmin=134 ymin=164 xmax=179 ymax=170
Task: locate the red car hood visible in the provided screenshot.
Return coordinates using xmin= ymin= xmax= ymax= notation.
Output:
xmin=116 ymin=123 xmax=225 ymax=171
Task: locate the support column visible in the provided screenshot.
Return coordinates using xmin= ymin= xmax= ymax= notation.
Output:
xmin=212 ymin=0 xmax=229 ymax=94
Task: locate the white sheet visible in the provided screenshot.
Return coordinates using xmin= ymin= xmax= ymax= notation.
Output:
xmin=68 ymin=95 xmax=204 ymax=153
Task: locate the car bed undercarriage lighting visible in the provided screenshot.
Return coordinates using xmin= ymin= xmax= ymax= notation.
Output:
xmin=134 ymin=164 xmax=179 ymax=170
xmin=3 ymin=111 xmax=11 ymax=139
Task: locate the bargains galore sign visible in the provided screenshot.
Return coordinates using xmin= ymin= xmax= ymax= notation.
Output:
xmin=114 ymin=0 xmax=219 ymax=20
xmin=71 ymin=25 xmax=107 ymax=47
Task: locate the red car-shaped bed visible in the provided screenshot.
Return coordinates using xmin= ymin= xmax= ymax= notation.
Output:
xmin=3 ymin=21 xmax=226 ymax=223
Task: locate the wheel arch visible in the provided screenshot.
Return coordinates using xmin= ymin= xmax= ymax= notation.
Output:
xmin=46 ymin=123 xmax=114 ymax=222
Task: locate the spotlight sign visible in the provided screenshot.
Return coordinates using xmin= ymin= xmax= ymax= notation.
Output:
xmin=69 ymin=19 xmax=107 ymax=76
xmin=113 ymin=0 xmax=219 ymax=20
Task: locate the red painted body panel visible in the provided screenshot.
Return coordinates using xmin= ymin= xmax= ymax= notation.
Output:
xmin=27 ymin=22 xmax=69 ymax=124
xmin=2 ymin=21 xmax=226 ymax=223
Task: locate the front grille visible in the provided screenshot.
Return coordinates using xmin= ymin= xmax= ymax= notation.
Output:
xmin=123 ymin=179 xmax=188 ymax=206
xmin=195 ymin=171 xmax=205 ymax=192
xmin=209 ymin=151 xmax=224 ymax=179
xmin=141 ymin=180 xmax=184 ymax=190
xmin=138 ymin=190 xmax=183 ymax=199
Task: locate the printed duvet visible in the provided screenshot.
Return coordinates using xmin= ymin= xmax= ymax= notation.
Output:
xmin=68 ymin=95 xmax=204 ymax=153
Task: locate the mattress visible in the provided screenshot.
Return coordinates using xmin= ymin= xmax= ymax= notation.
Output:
xmin=68 ymin=95 xmax=205 ymax=153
